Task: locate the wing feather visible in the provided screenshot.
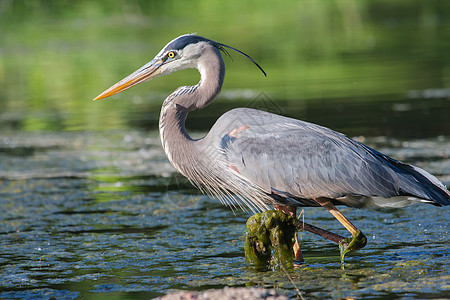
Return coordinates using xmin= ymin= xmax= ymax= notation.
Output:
xmin=204 ymin=108 xmax=449 ymax=208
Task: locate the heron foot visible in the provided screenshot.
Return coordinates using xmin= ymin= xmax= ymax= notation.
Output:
xmin=339 ymin=230 xmax=367 ymax=263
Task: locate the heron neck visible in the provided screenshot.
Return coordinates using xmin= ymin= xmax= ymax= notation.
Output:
xmin=158 ymin=47 xmax=225 ymax=175
xmin=175 ymin=46 xmax=225 ymax=111
xmin=158 ymin=103 xmax=191 ymax=173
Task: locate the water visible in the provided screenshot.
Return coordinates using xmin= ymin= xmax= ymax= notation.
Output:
xmin=1 ymin=1 xmax=450 ymax=299
xmin=0 ymin=129 xmax=449 ymax=299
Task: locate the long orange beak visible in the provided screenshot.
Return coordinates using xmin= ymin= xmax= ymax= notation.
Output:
xmin=93 ymin=58 xmax=164 ymax=101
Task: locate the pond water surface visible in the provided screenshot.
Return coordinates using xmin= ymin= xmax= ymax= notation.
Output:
xmin=0 ymin=117 xmax=449 ymax=299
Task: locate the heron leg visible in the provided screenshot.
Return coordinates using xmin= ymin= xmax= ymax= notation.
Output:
xmin=274 ymin=205 xmax=348 ymax=243
xmin=314 ymin=197 xmax=367 ymax=259
xmin=273 ymin=205 xmax=303 ymax=263
xmin=314 ymin=198 xmax=358 ymax=236
xmin=299 ymin=222 xmax=345 ymax=244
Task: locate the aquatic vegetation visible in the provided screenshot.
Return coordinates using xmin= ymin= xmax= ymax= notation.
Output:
xmin=245 ymin=210 xmax=297 ymax=268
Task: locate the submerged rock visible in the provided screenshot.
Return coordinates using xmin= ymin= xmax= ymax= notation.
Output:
xmin=155 ymin=287 xmax=288 ymax=300
xmin=244 ymin=210 xmax=297 ymax=268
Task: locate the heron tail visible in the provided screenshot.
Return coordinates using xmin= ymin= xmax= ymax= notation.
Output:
xmin=374 ymin=149 xmax=450 ymax=206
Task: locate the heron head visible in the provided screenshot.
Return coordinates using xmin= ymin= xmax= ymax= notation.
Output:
xmin=94 ymin=34 xmax=265 ymax=101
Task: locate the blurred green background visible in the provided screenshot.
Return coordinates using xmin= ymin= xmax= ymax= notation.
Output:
xmin=0 ymin=0 xmax=448 ymax=134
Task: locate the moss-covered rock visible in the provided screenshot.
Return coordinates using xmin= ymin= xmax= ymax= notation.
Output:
xmin=245 ymin=210 xmax=297 ymax=268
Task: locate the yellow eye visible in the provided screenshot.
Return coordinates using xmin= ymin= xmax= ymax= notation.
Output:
xmin=167 ymin=51 xmax=176 ymax=58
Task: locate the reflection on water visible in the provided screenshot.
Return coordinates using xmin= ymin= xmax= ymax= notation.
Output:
xmin=0 ymin=131 xmax=449 ymax=299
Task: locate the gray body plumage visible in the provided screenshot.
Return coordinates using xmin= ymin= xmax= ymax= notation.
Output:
xmin=204 ymin=108 xmax=450 ymax=209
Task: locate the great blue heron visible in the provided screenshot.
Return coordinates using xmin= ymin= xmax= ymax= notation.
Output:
xmin=94 ymin=34 xmax=450 ymax=261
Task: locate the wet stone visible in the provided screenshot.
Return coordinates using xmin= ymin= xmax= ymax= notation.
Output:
xmin=155 ymin=287 xmax=288 ymax=300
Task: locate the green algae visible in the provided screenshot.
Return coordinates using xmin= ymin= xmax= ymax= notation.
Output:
xmin=245 ymin=210 xmax=369 ymax=267
xmin=245 ymin=210 xmax=297 ymax=268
